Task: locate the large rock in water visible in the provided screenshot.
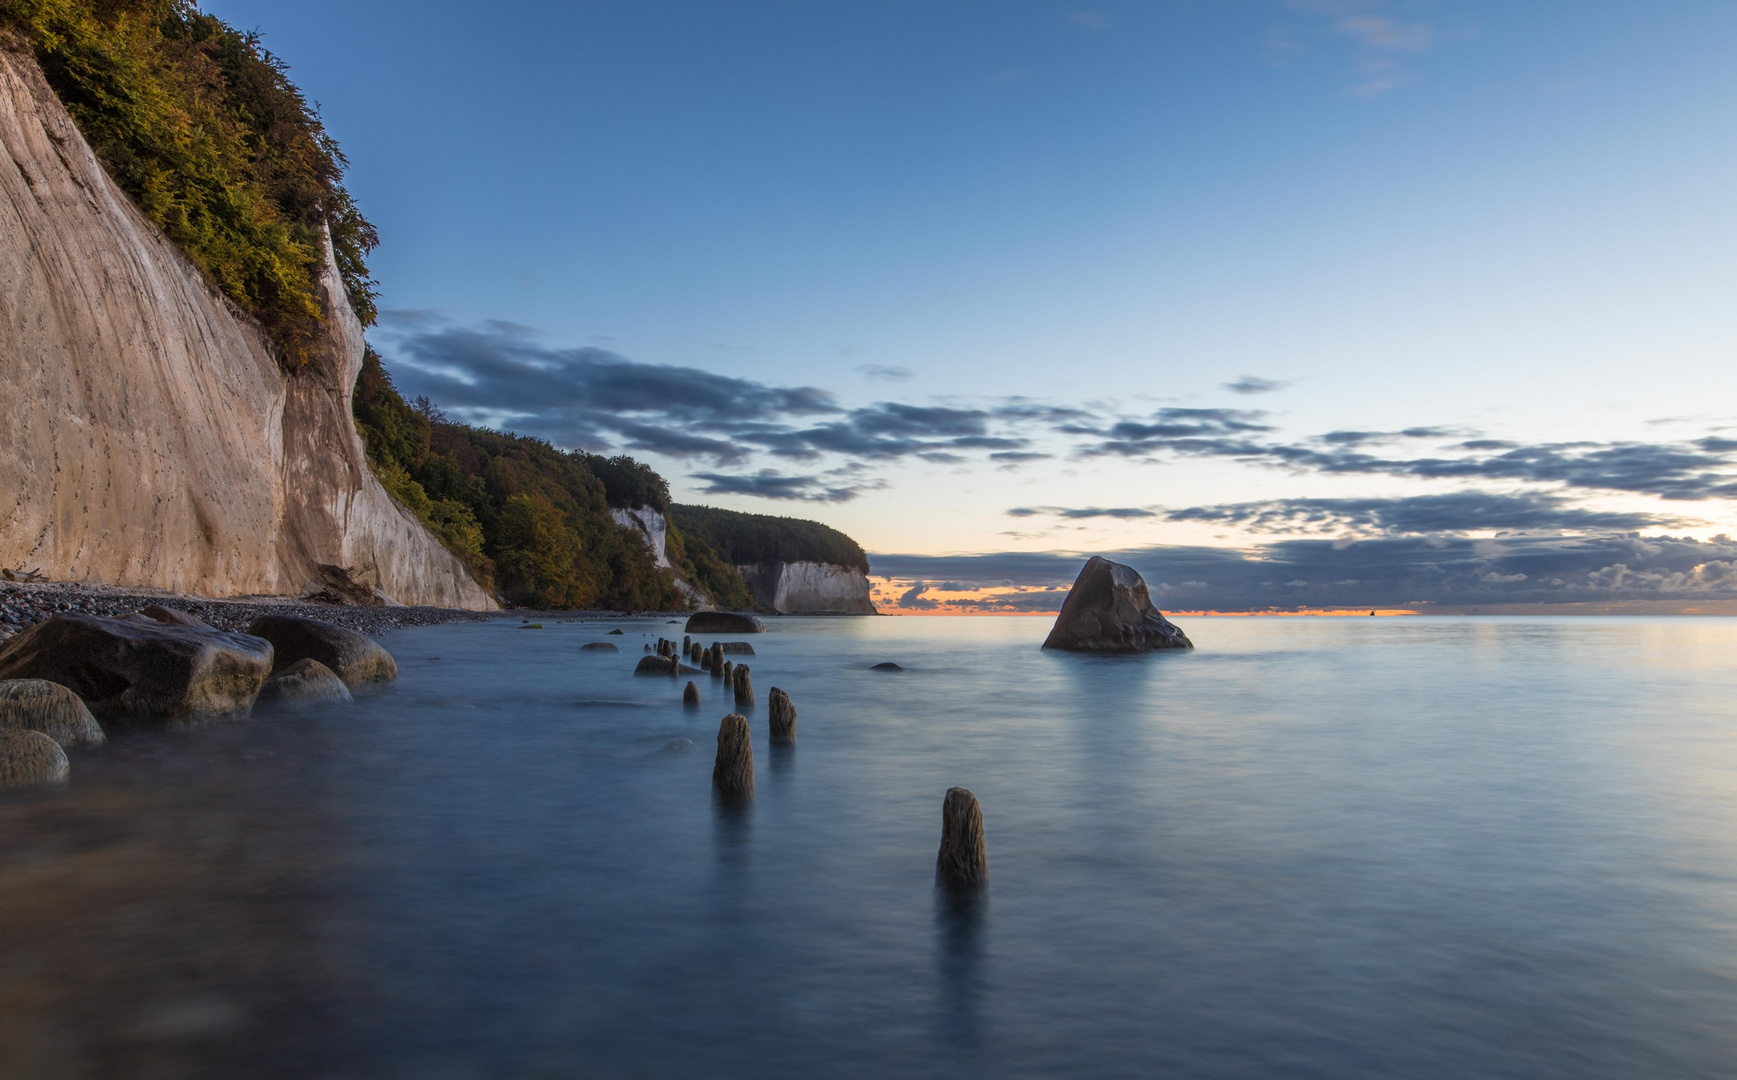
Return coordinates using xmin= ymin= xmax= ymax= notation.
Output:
xmin=685 ymin=612 xmax=765 ymax=635
xmin=0 ymin=613 xmax=273 ymax=721
xmin=245 ymin=616 xmax=396 ymax=689
xmin=0 ymin=679 xmax=105 ymax=746
xmin=1041 ymin=557 xmax=1192 ymax=652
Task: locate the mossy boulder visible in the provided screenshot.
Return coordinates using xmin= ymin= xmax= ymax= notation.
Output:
xmin=0 ymin=731 xmax=69 ymax=788
xmin=0 ymin=679 xmax=105 ymax=746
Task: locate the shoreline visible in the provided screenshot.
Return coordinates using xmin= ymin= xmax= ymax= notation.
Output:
xmin=0 ymin=580 xmax=667 ymax=642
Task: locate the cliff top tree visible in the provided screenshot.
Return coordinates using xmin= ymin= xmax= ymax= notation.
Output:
xmin=2 ymin=0 xmax=377 ymax=367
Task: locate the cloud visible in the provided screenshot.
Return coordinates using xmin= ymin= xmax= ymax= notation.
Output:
xmin=1164 ymin=491 xmax=1689 ymax=536
xmin=897 ymin=582 xmax=938 ymax=610
xmin=857 ymin=364 xmax=912 ymax=382
xmin=1008 ymin=505 xmax=1159 ymax=520
xmin=1224 ymin=376 xmax=1289 ymax=395
xmin=689 ymin=470 xmax=883 ymax=503
xmin=1337 ymin=15 xmax=1432 ymax=51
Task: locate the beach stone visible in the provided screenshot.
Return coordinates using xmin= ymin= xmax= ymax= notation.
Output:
xmin=0 ymin=679 xmax=105 ymax=746
xmin=0 ymin=613 xmax=272 ymax=722
xmin=607 ymin=628 xmax=624 ymax=635
xmin=0 ymin=731 xmax=68 ymax=788
xmin=734 ymin=667 xmax=755 ymax=708
xmin=138 ymin=604 xmax=211 ymax=629
xmin=936 ymin=787 xmax=988 ymax=896
xmin=684 ymin=680 xmax=701 ymax=706
xmin=685 ymin=612 xmax=766 ymax=635
xmin=768 ymin=687 xmax=796 ymax=745
xmin=245 ymin=615 xmax=399 ymax=688
xmin=581 ymin=642 xmax=620 ymax=652
xmin=718 ymin=642 xmax=756 ymax=656
xmin=258 ymin=659 xmax=352 ymax=706
xmin=871 ymin=662 xmax=904 ymax=671
xmin=1041 ymin=556 xmax=1192 ymax=653
xmin=713 ymin=713 xmax=754 ymax=800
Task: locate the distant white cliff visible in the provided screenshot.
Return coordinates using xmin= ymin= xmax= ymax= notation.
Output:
xmin=738 ymin=561 xmax=877 ymax=615
xmin=0 ymin=43 xmax=492 ymax=609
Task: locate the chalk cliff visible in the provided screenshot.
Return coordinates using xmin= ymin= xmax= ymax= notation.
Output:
xmin=0 ymin=42 xmax=493 ymax=608
xmin=738 ymin=561 xmax=877 ymax=615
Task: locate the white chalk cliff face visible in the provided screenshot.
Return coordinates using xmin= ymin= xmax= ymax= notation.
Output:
xmin=738 ymin=561 xmax=877 ymax=615
xmin=0 ymin=43 xmax=493 ymax=609
xmin=609 ymin=507 xmax=670 ymax=568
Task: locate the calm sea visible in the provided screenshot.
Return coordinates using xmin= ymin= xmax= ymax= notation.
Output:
xmin=4 ymin=615 xmax=1737 ymax=1078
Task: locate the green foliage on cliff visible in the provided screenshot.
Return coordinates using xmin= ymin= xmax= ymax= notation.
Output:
xmin=2 ymin=0 xmax=377 ymax=366
xmin=670 ymin=505 xmax=871 ymax=574
xmin=353 ymin=349 xmax=751 ymax=611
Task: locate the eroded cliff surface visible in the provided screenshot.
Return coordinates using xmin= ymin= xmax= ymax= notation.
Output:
xmin=0 ymin=43 xmax=492 ymax=608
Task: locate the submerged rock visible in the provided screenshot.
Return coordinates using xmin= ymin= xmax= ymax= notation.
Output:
xmin=580 ymin=642 xmax=620 ymax=652
xmin=871 ymin=662 xmax=904 ymax=671
xmin=713 ymin=713 xmax=754 ymax=800
xmin=634 ymin=655 xmax=681 ymax=676
xmin=685 ymin=612 xmax=766 ymax=635
xmin=0 ymin=730 xmax=68 ymax=788
xmin=936 ymin=787 xmax=988 ymax=896
xmin=258 ymin=658 xmax=352 ymax=707
xmin=718 ymin=642 xmax=756 ymax=655
xmin=1041 ymin=556 xmax=1192 ymax=653
xmin=607 ymin=628 xmax=624 ymax=635
xmin=768 ymin=687 xmax=796 ymax=745
xmin=0 ymin=613 xmax=272 ymax=722
xmin=246 ymin=615 xmax=399 ymax=688
xmin=684 ymin=680 xmax=701 ymax=706
xmin=661 ymin=737 xmax=696 ymax=754
xmin=0 ymin=679 xmax=105 ymax=746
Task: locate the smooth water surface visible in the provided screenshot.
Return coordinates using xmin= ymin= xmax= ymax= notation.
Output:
xmin=5 ymin=615 xmax=1737 ymax=1078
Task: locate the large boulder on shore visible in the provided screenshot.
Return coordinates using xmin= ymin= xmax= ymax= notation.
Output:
xmin=245 ymin=616 xmax=396 ymax=689
xmin=0 ymin=679 xmax=105 ymax=746
xmin=1041 ymin=557 xmax=1192 ymax=653
xmin=0 ymin=614 xmax=273 ymax=722
xmin=685 ymin=611 xmax=765 ymax=635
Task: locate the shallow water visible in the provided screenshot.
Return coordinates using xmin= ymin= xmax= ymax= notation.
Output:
xmin=5 ymin=615 xmax=1737 ymax=1078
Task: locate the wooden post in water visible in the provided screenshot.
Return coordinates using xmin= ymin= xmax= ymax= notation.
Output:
xmin=734 ymin=665 xmax=755 ymax=707
xmin=684 ymin=680 xmax=701 ymax=706
xmin=721 ymin=660 xmax=734 ymax=688
xmin=683 ymin=635 xmax=691 ymax=652
xmin=768 ymin=687 xmax=795 ymax=744
xmin=710 ymin=644 xmax=724 ymax=676
xmin=936 ymin=788 xmax=988 ymax=895
xmin=713 ymin=713 xmax=754 ymax=800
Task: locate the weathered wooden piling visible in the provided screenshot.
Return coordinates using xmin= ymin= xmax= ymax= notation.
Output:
xmin=768 ymin=687 xmax=795 ymax=744
xmin=936 ymin=787 xmax=988 ymax=895
xmin=710 ymin=642 xmax=724 ymax=672
xmin=684 ymin=680 xmax=701 ymax=705
xmin=712 ymin=713 xmax=754 ymax=800
xmin=683 ymin=635 xmax=691 ymax=652
xmin=734 ymin=666 xmax=755 ymax=707
xmin=721 ymin=660 xmax=734 ymax=688
xmin=700 ymin=646 xmax=712 ymax=670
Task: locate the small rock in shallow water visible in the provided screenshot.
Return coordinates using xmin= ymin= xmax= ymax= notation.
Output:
xmin=607 ymin=628 xmax=624 ymax=635
xmin=768 ymin=687 xmax=795 ymax=745
xmin=872 ymin=662 xmax=904 ymax=671
xmin=0 ymin=730 xmax=68 ymax=787
xmin=712 ymin=714 xmax=754 ymax=800
xmin=580 ymin=642 xmax=619 ymax=652
xmin=0 ymin=679 xmax=105 ymax=746
xmin=247 ymin=615 xmax=398 ymax=689
xmin=258 ymin=659 xmax=352 ymax=707
xmin=634 ymin=655 xmax=681 ymax=676
xmin=661 ymin=738 xmax=696 ymax=754
xmin=936 ymin=787 xmax=988 ymax=896
xmin=520 ymin=623 xmax=543 ymax=630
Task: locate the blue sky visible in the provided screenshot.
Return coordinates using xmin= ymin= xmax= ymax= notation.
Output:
xmin=203 ymin=1 xmax=1737 ymax=606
